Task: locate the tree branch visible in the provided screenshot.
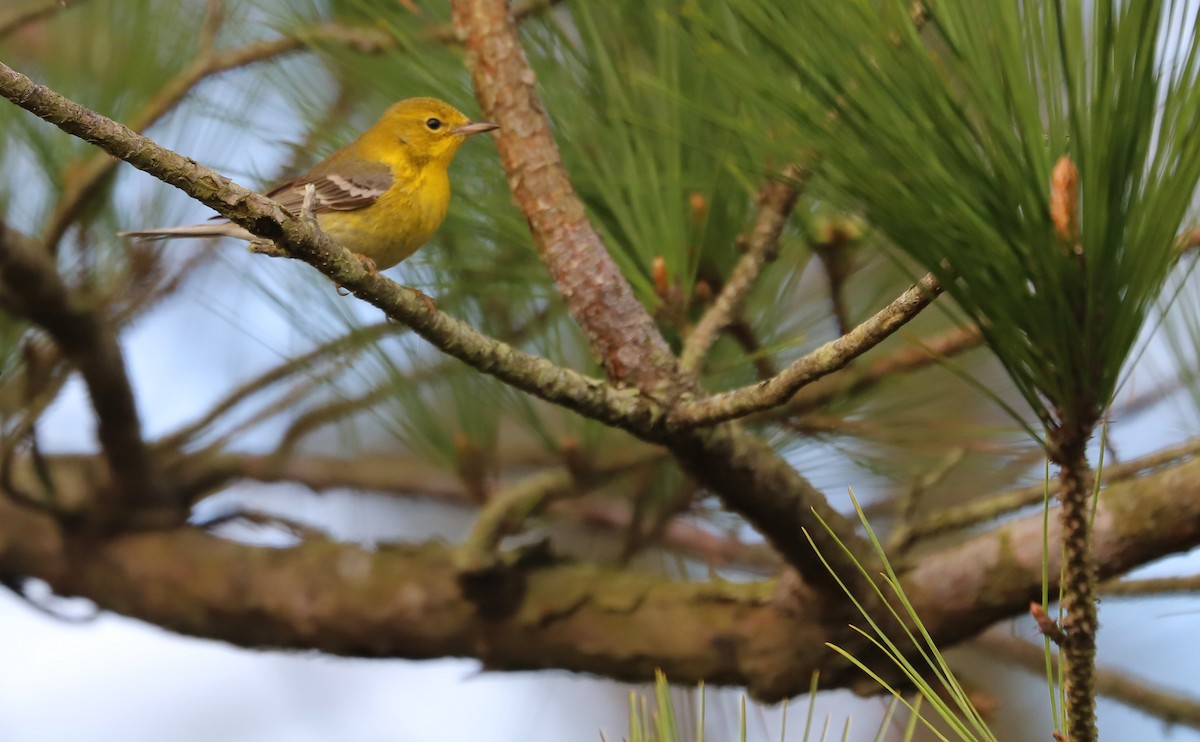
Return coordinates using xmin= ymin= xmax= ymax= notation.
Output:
xmin=6 ymin=445 xmax=1200 ymax=699
xmin=908 ymin=435 xmax=1200 ymax=542
xmin=669 ymin=273 xmax=942 ymax=428
xmin=1100 ymin=575 xmax=1200 ymax=597
xmin=160 ymin=321 xmax=403 ymax=449
xmin=174 ymin=449 xmax=781 ymax=570
xmin=0 ymin=222 xmax=160 ymax=520
xmin=781 ymin=324 xmax=982 ymax=417
xmin=451 ymin=0 xmax=677 ymax=390
xmin=680 ymin=167 xmax=806 ymax=373
xmin=455 ymin=450 xmax=658 ymax=572
xmin=0 ymin=0 xmax=83 ymax=40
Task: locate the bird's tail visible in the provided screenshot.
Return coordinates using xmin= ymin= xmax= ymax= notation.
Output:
xmin=117 ymin=223 xmax=256 ymax=241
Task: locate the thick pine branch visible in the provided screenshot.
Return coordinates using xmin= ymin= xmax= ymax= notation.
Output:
xmin=451 ymin=0 xmax=677 ymax=390
xmin=5 ymin=449 xmax=1200 ymax=698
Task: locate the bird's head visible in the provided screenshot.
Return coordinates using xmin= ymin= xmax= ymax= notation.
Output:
xmin=369 ymin=97 xmax=499 ymax=170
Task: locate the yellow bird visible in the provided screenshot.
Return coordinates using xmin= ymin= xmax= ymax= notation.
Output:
xmin=121 ymin=97 xmax=498 ymax=271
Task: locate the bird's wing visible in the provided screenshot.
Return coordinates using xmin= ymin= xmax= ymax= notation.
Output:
xmin=266 ymin=160 xmax=394 ymax=215
xmin=122 ymin=159 xmax=395 ymax=241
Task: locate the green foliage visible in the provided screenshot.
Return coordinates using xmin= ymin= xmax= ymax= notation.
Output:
xmin=622 ymin=670 xmax=922 ymax=742
xmin=525 ymin=1 xmax=769 ymax=308
xmin=2 ymin=0 xmax=209 ymax=198
xmin=242 ymin=0 xmax=833 ymax=457
xmin=692 ymin=0 xmax=1200 ymax=432
xmin=1157 ymin=268 xmax=1200 ymax=426
xmin=808 ymin=489 xmax=997 ymax=742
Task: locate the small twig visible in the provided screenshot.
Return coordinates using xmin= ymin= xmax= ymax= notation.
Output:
xmin=206 ymin=377 xmax=331 ymax=451
xmin=1177 ymin=224 xmax=1200 ymax=254
xmin=725 ymin=316 xmax=779 ymax=381
xmin=194 ymin=507 xmax=327 ymax=541
xmin=273 ymin=386 xmax=392 ymax=456
xmin=454 ymin=433 xmax=492 ymax=503
xmin=782 ymin=324 xmax=983 ymax=416
xmin=886 ymin=447 xmax=966 ymax=554
xmin=669 ymin=273 xmax=942 ymax=428
xmin=199 ymin=0 xmax=225 ymax=52
xmin=909 ymin=435 xmax=1200 ymax=540
xmin=1029 ymin=601 xmax=1066 ymax=645
xmin=455 ymin=470 xmax=577 ymax=572
xmin=0 ymin=0 xmax=82 ymax=40
xmin=822 ymin=257 xmax=852 ymax=337
xmin=1100 ymin=575 xmax=1200 ymax=597
xmin=680 ymin=166 xmax=807 ymax=373
xmin=160 ymin=322 xmax=401 ymax=449
xmin=455 ymin=450 xmax=659 ymax=573
xmin=810 ymin=215 xmax=864 ymax=337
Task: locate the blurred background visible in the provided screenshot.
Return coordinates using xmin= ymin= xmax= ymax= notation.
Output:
xmin=2 ymin=0 xmax=1200 ymax=740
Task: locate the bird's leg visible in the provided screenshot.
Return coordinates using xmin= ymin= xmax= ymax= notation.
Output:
xmin=299 ymin=184 xmax=319 ymax=226
xmin=249 ymin=240 xmax=288 ymax=258
xmin=252 ymin=183 xmax=320 ymax=259
xmin=295 ymin=184 xmax=431 ymax=314
xmin=333 ymin=253 xmax=378 ymax=297
xmin=352 ymin=253 xmax=378 ymax=275
xmin=412 ymin=289 xmax=438 ymax=315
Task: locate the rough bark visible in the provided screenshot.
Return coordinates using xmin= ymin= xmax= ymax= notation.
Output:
xmin=3 ymin=451 xmax=1200 ymax=699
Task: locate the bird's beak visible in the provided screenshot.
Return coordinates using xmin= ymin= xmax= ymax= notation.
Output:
xmin=453 ymin=121 xmax=500 ymax=137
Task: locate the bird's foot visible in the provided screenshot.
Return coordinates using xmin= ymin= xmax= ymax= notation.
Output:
xmin=413 ymin=288 xmax=437 ymax=314
xmin=352 ymin=253 xmax=378 ymax=275
xmin=333 ymin=254 xmax=378 ymax=296
xmin=249 ymin=239 xmax=288 ymax=258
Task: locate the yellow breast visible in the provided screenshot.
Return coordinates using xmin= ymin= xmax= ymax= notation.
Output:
xmin=317 ymin=166 xmax=451 ymax=270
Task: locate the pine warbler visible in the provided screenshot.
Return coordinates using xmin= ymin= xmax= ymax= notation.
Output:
xmin=121 ymin=98 xmax=498 ymax=270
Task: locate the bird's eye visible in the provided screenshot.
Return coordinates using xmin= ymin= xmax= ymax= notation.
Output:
xmin=425 ymin=118 xmax=442 ymax=131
